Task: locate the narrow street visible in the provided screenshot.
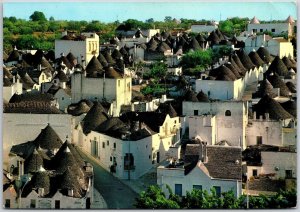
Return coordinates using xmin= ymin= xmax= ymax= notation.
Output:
xmin=77 ymin=148 xmax=139 ymax=209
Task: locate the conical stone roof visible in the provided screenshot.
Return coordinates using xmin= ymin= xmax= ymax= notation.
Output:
xmin=184 ymin=89 xmax=199 ymax=102
xmin=66 ymin=52 xmax=77 ymax=65
xmin=257 ymin=47 xmax=272 ymax=63
xmin=250 ymin=16 xmax=260 ymax=24
xmin=85 ymin=56 xmax=104 ymax=77
xmin=253 ymin=94 xmax=293 ymax=120
xmin=266 ymin=56 xmax=289 ymax=77
xmin=282 ymin=56 xmax=297 ymax=71
xmin=59 ymin=167 xmax=84 ymax=198
xmin=33 ymin=124 xmax=63 ymax=150
xmin=97 ymin=53 xmax=108 ymax=67
xmin=225 ymin=63 xmax=242 ymax=79
xmin=197 ymin=90 xmax=210 ymax=102
xmin=286 ymin=81 xmax=296 ymax=93
xmin=6 ymin=50 xmax=20 ymax=62
xmin=281 ymin=100 xmax=297 ymax=117
xmin=249 ymin=51 xmax=265 ymax=67
xmin=105 ymin=67 xmax=122 ymax=78
xmin=82 ymin=102 xmax=108 ymax=134
xmin=111 ymin=49 xmax=123 ymax=59
xmin=232 ymin=54 xmax=247 ymax=75
xmin=236 ymin=49 xmax=256 ymax=70
xmin=267 ymin=73 xmax=291 ymax=97
xmin=256 ymin=79 xmax=276 ymax=98
xmin=25 ymin=149 xmax=44 ymax=173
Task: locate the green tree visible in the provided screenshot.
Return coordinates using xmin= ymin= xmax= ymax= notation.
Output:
xmin=134 ymin=185 xmax=180 ymax=209
xmin=49 ymin=16 xmax=55 ymax=21
xmin=180 ymin=49 xmax=213 ymax=74
xmin=29 ymin=11 xmax=47 ymax=22
xmin=8 ymin=16 xmax=17 ymax=23
xmin=146 ymin=18 xmax=154 ymax=23
xmin=164 ymin=16 xmax=172 ymax=22
xmin=149 ymin=61 xmax=167 ymax=81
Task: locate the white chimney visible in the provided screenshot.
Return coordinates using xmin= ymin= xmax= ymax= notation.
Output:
xmin=38 ymin=188 xmax=44 ymax=196
xmin=265 ymin=113 xmax=269 ymax=120
xmin=68 ymin=189 xmax=73 ymax=197
xmin=202 ymin=142 xmax=208 ymax=163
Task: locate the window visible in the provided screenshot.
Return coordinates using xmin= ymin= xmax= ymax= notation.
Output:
xmin=260 ymin=29 xmax=263 ymax=32
xmin=5 ymin=199 xmax=10 ymax=208
xmin=107 ymin=140 xmax=109 ymax=146
xmin=149 ymin=155 xmax=151 ymax=159
xmin=102 ymin=142 xmax=105 ymax=148
xmin=42 ymin=75 xmax=45 ymax=81
xmin=271 ymin=28 xmax=275 ymax=32
xmin=114 ymin=143 xmax=116 ymax=149
xmin=286 ymin=170 xmax=293 ymax=179
xmin=253 ymin=169 xmax=258 ymax=177
xmin=62 ymin=97 xmax=64 ymax=100
xmin=110 ymin=156 xmax=112 ymax=161
xmin=213 ymin=186 xmax=221 ymax=197
xmin=118 ymin=80 xmax=120 ymax=87
xmin=225 ymin=110 xmax=231 ymax=116
xmin=175 ymin=184 xmax=182 ymax=196
xmin=124 ymin=153 xmax=134 ymax=170
xmin=193 ymin=185 xmax=202 ymax=190
xmin=30 ymin=199 xmax=36 ymax=208
xmin=91 ymin=140 xmax=98 ymax=157
xmin=89 ymin=43 xmax=91 ymax=52
xmin=55 ymin=200 xmax=60 ymax=209
xmin=256 ymin=136 xmax=262 ymax=145
xmin=253 ymin=29 xmax=257 ymax=33
xmin=113 ymin=157 xmax=116 ymax=163
xmin=194 ymin=110 xmax=198 ymax=115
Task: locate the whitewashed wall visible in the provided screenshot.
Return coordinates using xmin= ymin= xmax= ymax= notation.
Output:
xmin=3 ymin=113 xmax=72 ymax=167
xmin=157 ymin=161 xmax=242 ymax=197
xmin=183 ymin=101 xmax=248 ymax=148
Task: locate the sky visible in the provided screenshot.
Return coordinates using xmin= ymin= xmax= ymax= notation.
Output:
xmin=3 ymin=1 xmax=297 ymax=23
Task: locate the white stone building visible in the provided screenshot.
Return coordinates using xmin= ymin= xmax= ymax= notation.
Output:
xmin=246 ymin=118 xmax=296 ymax=147
xmin=3 ymin=78 xmax=23 ymax=102
xmin=71 ymin=72 xmax=132 ymax=116
xmin=157 ymin=144 xmax=242 ymax=197
xmin=73 ymin=112 xmax=181 ymax=180
xmin=182 ymin=101 xmax=248 ymax=149
xmin=55 ymin=32 xmax=99 ymax=66
xmin=244 ymin=35 xmax=294 ymax=58
xmin=246 ymin=149 xmax=296 ymax=180
xmin=247 ymin=16 xmax=296 ymax=37
xmin=6 ymin=123 xmax=95 ymax=209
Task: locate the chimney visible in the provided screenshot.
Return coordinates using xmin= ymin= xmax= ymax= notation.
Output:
xmin=38 ymin=188 xmax=44 ymax=197
xmin=68 ymin=189 xmax=73 ymax=197
xmin=265 ymin=113 xmax=269 ymax=120
xmin=202 ymin=142 xmax=208 ymax=163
